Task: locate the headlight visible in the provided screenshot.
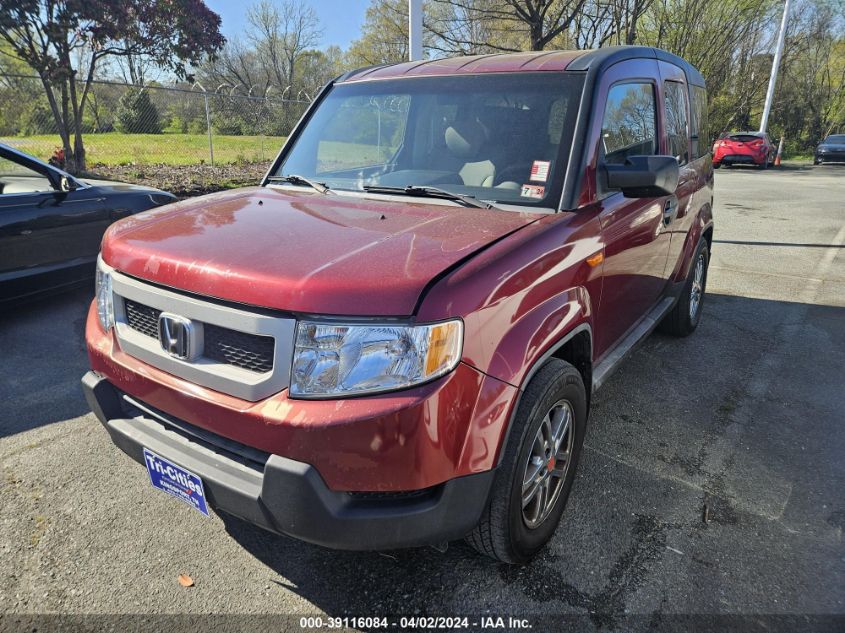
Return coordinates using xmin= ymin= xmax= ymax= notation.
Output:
xmin=290 ymin=320 xmax=463 ymax=398
xmin=95 ymin=256 xmax=114 ymax=331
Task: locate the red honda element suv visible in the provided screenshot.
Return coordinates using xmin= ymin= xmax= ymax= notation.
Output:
xmin=83 ymin=46 xmax=714 ymax=563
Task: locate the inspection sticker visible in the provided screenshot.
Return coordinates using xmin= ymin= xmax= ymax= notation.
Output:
xmin=530 ymin=160 xmax=551 ymax=182
xmin=143 ymin=448 xmax=209 ymax=517
xmin=520 ymin=184 xmax=545 ymax=199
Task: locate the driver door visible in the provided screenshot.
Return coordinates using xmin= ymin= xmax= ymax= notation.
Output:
xmin=0 ymin=147 xmax=108 ymax=283
xmin=591 ymin=60 xmax=675 ymax=357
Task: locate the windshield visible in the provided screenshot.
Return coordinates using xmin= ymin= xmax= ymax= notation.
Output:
xmin=273 ymin=73 xmax=584 ymax=209
xmin=823 ymin=134 xmax=845 ymax=143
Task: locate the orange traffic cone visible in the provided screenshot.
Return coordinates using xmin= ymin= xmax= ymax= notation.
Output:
xmin=774 ymin=136 xmax=784 ymax=167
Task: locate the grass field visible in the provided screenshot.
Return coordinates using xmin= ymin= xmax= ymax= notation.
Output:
xmin=0 ymin=132 xmax=287 ymax=166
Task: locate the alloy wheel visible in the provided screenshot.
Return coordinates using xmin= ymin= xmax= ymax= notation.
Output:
xmin=521 ymin=399 xmax=574 ymax=529
xmin=690 ymin=253 xmax=705 ymax=320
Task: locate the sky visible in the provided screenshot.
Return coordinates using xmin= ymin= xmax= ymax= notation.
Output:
xmin=206 ymin=0 xmax=371 ymax=50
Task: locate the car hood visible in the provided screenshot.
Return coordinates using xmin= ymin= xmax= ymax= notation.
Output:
xmin=102 ymin=186 xmax=541 ymax=316
xmin=82 ymin=178 xmax=171 ymax=195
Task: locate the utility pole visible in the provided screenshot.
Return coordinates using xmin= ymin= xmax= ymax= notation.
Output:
xmin=760 ymin=0 xmax=791 ymax=134
xmin=409 ymin=0 xmax=423 ymax=61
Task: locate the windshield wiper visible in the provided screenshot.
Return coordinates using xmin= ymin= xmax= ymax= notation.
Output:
xmin=266 ymin=174 xmax=331 ymax=194
xmin=362 ymin=185 xmax=498 ymax=210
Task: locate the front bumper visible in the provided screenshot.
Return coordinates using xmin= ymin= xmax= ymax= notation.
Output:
xmin=85 ymin=302 xmax=517 ymax=492
xmin=82 ymin=371 xmax=495 ymax=550
xmin=816 ymin=150 xmax=845 ymax=162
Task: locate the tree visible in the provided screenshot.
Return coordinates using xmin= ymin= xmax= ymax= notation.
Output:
xmin=247 ymin=0 xmax=322 ymax=92
xmin=427 ymin=0 xmax=589 ymax=52
xmin=116 ymin=88 xmax=162 ymax=134
xmin=346 ymin=0 xmax=410 ymax=66
xmin=0 ymin=0 xmax=225 ymax=171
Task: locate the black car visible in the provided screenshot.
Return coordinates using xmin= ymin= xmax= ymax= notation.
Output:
xmin=0 ymin=143 xmax=176 ymax=305
xmin=814 ymin=134 xmax=845 ymax=164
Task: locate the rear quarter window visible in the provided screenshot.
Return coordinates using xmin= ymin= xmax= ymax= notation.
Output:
xmin=663 ymin=81 xmax=689 ymax=165
xmin=690 ymin=85 xmax=709 ymax=159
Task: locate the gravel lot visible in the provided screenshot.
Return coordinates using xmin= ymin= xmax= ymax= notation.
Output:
xmin=1 ymin=164 xmax=843 ymax=631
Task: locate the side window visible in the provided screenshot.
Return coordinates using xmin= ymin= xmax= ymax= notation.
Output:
xmin=601 ymin=82 xmax=657 ymax=165
xmin=664 ymin=81 xmax=689 ymax=164
xmin=0 ymin=156 xmax=55 ymax=195
xmin=690 ymin=85 xmax=709 ymax=159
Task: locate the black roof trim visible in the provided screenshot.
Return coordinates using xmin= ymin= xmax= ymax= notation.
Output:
xmin=567 ymin=45 xmax=705 ymax=87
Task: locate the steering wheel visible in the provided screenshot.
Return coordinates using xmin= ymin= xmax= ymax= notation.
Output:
xmin=495 ymin=164 xmax=531 ymax=186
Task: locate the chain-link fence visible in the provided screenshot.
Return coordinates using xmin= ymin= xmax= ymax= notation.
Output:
xmin=0 ymin=74 xmax=311 ymax=168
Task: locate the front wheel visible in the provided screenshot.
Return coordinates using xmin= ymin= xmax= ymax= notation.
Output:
xmin=466 ymin=359 xmax=587 ymax=564
xmin=659 ymin=239 xmax=709 ymax=336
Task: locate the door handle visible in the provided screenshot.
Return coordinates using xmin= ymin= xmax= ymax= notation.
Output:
xmin=662 ymin=199 xmax=676 ymax=227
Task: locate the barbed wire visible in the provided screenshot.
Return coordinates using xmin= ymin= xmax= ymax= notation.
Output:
xmin=0 ymin=74 xmax=313 ymax=167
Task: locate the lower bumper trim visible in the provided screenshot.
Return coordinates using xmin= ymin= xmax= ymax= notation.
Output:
xmin=82 ymin=371 xmax=494 ymax=550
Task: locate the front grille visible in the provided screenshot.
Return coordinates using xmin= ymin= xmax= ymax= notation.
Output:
xmin=122 ymin=299 xmax=275 ymax=374
xmin=124 ymin=299 xmax=161 ymax=339
xmin=204 ymin=324 xmax=275 ymax=373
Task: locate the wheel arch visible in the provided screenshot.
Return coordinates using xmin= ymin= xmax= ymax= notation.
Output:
xmin=674 ymin=202 xmax=714 ymax=283
xmin=493 ymin=322 xmax=593 ymax=468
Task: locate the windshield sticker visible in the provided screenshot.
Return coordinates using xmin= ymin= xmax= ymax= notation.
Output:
xmin=521 ymin=184 xmax=545 ymax=199
xmin=530 ymin=160 xmax=551 ymax=182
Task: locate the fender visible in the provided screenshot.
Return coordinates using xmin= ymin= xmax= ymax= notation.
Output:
xmin=490 ymin=318 xmax=593 ymax=468
xmin=471 ymin=285 xmax=593 ymax=389
xmin=673 ymin=201 xmax=714 ymax=282
xmin=463 ymin=286 xmax=594 ymax=468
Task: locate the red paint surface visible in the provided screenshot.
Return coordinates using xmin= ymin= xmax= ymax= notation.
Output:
xmin=345 ymin=51 xmax=586 ymax=83
xmin=712 ymin=136 xmax=773 ymax=166
xmin=101 ymin=187 xmax=541 ymax=316
xmin=88 ymin=56 xmax=715 ymax=494
xmin=87 ymin=304 xmax=517 ymax=491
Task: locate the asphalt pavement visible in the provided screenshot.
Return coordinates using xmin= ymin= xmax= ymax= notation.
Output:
xmin=1 ymin=163 xmax=843 ymax=632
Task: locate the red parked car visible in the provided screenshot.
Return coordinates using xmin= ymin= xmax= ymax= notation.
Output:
xmin=712 ymin=131 xmax=775 ymax=169
xmin=83 ymin=46 xmax=714 ymax=563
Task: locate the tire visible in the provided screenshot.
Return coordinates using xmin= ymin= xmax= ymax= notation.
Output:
xmin=814 ymin=157 xmax=821 ymax=165
xmin=713 ymin=162 xmax=721 ymax=169
xmin=659 ymin=239 xmax=709 ymax=337
xmin=466 ymin=358 xmax=587 ymax=564
xmin=758 ymin=160 xmax=768 ymax=170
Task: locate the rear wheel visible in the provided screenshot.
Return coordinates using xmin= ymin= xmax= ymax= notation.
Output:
xmin=713 ymin=162 xmax=721 ymax=169
xmin=659 ymin=239 xmax=709 ymax=337
xmin=466 ymin=359 xmax=587 ymax=564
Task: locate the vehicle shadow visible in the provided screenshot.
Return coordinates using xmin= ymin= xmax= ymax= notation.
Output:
xmin=0 ymin=287 xmax=93 ymax=436
xmin=219 ymin=292 xmax=845 ymax=623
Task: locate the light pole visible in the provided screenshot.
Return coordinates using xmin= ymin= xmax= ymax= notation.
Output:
xmin=409 ymin=0 xmax=423 ymax=61
xmin=760 ymin=0 xmax=791 ymax=135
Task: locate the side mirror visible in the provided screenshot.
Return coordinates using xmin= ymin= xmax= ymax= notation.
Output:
xmin=60 ymin=175 xmax=77 ymax=192
xmin=604 ymin=155 xmax=680 ymax=198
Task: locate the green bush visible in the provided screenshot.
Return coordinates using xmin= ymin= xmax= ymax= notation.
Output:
xmin=18 ymin=101 xmax=58 ymax=135
xmin=116 ymin=88 xmax=162 ymax=134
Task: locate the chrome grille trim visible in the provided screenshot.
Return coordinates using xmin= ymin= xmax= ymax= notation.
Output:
xmin=123 ymin=299 xmax=276 ymax=374
xmin=111 ymin=271 xmax=295 ymax=402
